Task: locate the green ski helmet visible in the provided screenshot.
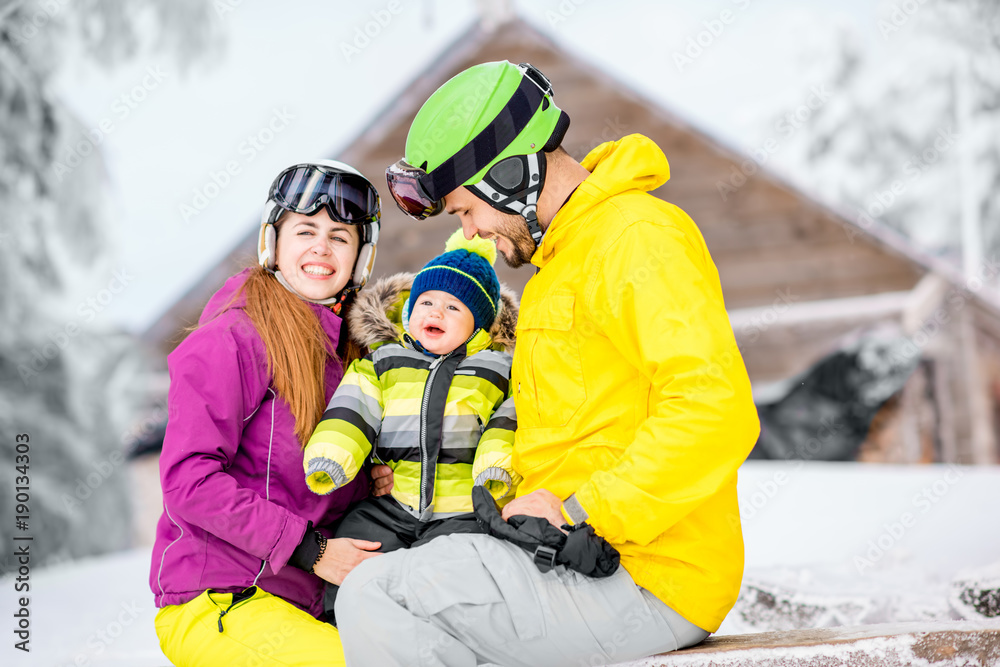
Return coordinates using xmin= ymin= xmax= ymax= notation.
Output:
xmin=386 ymin=61 xmax=570 ymax=246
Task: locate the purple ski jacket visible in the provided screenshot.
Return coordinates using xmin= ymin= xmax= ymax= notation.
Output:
xmin=150 ymin=269 xmax=369 ymax=616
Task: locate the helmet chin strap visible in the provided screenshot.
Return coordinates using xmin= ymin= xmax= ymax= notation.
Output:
xmin=274 ymin=270 xmax=344 ymax=306
xmin=469 ymin=152 xmax=546 ymax=249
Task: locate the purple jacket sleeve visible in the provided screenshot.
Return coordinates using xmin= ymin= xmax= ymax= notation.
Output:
xmin=159 ymin=317 xmax=308 ymax=575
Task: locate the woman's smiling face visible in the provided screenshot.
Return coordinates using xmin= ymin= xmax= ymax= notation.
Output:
xmin=408 ymin=290 xmax=475 ymax=355
xmin=275 ymin=210 xmax=360 ymax=301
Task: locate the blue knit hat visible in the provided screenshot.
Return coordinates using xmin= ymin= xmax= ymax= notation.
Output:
xmin=407 ymin=230 xmax=501 ymax=332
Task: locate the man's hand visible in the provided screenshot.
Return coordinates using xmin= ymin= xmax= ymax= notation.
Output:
xmin=500 ymin=488 xmax=566 ymax=532
xmin=371 ymin=464 xmax=393 ymax=496
xmin=312 ymin=537 xmax=382 ymax=586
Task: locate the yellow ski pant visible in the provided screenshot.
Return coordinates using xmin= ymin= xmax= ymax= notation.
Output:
xmin=154 ymin=587 xmax=345 ymax=667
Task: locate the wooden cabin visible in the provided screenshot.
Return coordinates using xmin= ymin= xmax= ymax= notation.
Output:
xmin=142 ymin=16 xmax=1000 ymax=465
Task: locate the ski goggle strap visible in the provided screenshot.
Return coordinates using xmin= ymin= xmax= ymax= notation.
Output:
xmin=386 ymin=63 xmax=553 ymax=221
xmin=271 ymin=164 xmax=380 ymax=224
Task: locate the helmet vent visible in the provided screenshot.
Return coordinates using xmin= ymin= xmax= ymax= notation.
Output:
xmin=489 ymin=157 xmax=525 ymax=190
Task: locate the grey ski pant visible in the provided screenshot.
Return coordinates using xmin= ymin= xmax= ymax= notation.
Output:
xmin=324 ymin=495 xmax=485 ymax=625
xmin=336 ymin=533 xmax=709 ymax=667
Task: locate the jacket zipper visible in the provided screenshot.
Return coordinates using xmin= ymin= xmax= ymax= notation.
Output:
xmin=217 ymin=588 xmax=257 ymax=633
xmin=418 ymin=352 xmax=450 ymax=514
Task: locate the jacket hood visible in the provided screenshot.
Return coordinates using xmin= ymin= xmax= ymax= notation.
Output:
xmin=348 ymin=272 xmax=519 ymax=353
xmin=533 ymin=133 xmax=670 ymax=269
xmin=579 ymin=133 xmax=671 ymax=197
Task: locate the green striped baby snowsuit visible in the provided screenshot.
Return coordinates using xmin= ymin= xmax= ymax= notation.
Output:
xmin=303 ymin=273 xmax=520 ymax=519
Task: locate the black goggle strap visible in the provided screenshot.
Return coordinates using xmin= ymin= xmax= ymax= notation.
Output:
xmin=471 ymin=152 xmax=545 ymax=246
xmin=421 ymin=68 xmax=549 ymax=202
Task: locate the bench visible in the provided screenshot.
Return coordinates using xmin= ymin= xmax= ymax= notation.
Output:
xmin=623 ymin=620 xmax=1000 ymax=666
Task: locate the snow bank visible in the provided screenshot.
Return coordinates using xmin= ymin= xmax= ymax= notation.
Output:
xmin=952 ymin=561 xmax=1000 ymax=621
xmin=720 ymin=462 xmax=1000 ymax=638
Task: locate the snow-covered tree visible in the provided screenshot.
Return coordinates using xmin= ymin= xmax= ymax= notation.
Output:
xmin=0 ymin=0 xmax=216 ymax=574
xmin=768 ymin=0 xmax=1000 ymax=268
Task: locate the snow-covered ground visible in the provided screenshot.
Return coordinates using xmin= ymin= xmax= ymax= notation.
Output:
xmin=723 ymin=461 xmax=998 ymax=636
xmin=2 ymin=461 xmax=996 ymax=666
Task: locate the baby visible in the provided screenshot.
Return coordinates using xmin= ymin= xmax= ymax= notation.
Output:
xmin=303 ymin=229 xmax=519 ymax=624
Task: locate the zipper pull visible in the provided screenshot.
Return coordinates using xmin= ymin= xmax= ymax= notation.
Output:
xmin=217 ymin=594 xmax=239 ymax=633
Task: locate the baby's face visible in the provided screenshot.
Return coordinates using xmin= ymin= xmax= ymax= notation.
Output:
xmin=409 ymin=290 xmax=475 ymax=355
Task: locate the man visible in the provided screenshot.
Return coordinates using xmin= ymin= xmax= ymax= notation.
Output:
xmin=337 ymin=60 xmax=760 ymax=666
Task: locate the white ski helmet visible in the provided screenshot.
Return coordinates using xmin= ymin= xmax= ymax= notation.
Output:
xmin=259 ymin=159 xmax=380 ymax=296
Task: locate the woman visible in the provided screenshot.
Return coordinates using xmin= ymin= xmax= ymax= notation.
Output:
xmin=150 ymin=160 xmax=390 ymax=666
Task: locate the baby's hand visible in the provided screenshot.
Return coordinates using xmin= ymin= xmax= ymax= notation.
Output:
xmin=371 ymin=464 xmax=394 ymax=497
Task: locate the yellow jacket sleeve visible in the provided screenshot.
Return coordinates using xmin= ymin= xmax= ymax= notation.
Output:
xmin=303 ymin=356 xmax=383 ymax=495
xmin=571 ymin=221 xmax=759 ymax=545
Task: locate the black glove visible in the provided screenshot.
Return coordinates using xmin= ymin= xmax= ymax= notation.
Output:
xmin=471 ymin=485 xmax=620 ymax=578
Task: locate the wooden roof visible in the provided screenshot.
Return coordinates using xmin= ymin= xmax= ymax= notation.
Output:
xmin=143 ymin=17 xmax=988 ymax=362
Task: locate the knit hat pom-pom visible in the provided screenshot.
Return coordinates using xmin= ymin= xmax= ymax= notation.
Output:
xmin=444 ymin=229 xmax=497 ymax=266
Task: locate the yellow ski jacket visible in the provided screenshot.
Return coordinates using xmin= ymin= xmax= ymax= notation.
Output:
xmin=513 ymin=134 xmax=759 ymax=632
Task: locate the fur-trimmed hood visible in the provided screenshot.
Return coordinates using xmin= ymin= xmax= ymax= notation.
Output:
xmin=348 ymin=272 xmax=519 ymax=353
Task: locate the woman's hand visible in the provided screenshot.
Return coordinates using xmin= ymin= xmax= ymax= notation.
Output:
xmin=312 ymin=537 xmax=382 ymax=586
xmin=371 ymin=464 xmax=394 ymax=497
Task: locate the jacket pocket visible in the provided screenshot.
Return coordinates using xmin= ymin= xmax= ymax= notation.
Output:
xmin=475 ymin=537 xmax=547 ymax=642
xmin=516 ymin=291 xmax=587 ymax=428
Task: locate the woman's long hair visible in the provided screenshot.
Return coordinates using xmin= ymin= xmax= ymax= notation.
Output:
xmin=239 ymin=266 xmax=365 ymax=446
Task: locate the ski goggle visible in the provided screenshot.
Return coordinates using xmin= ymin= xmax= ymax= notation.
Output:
xmin=270 ymin=164 xmax=380 ymax=223
xmin=386 ymin=63 xmax=554 ymax=221
xmin=385 ymin=159 xmax=443 ymax=221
